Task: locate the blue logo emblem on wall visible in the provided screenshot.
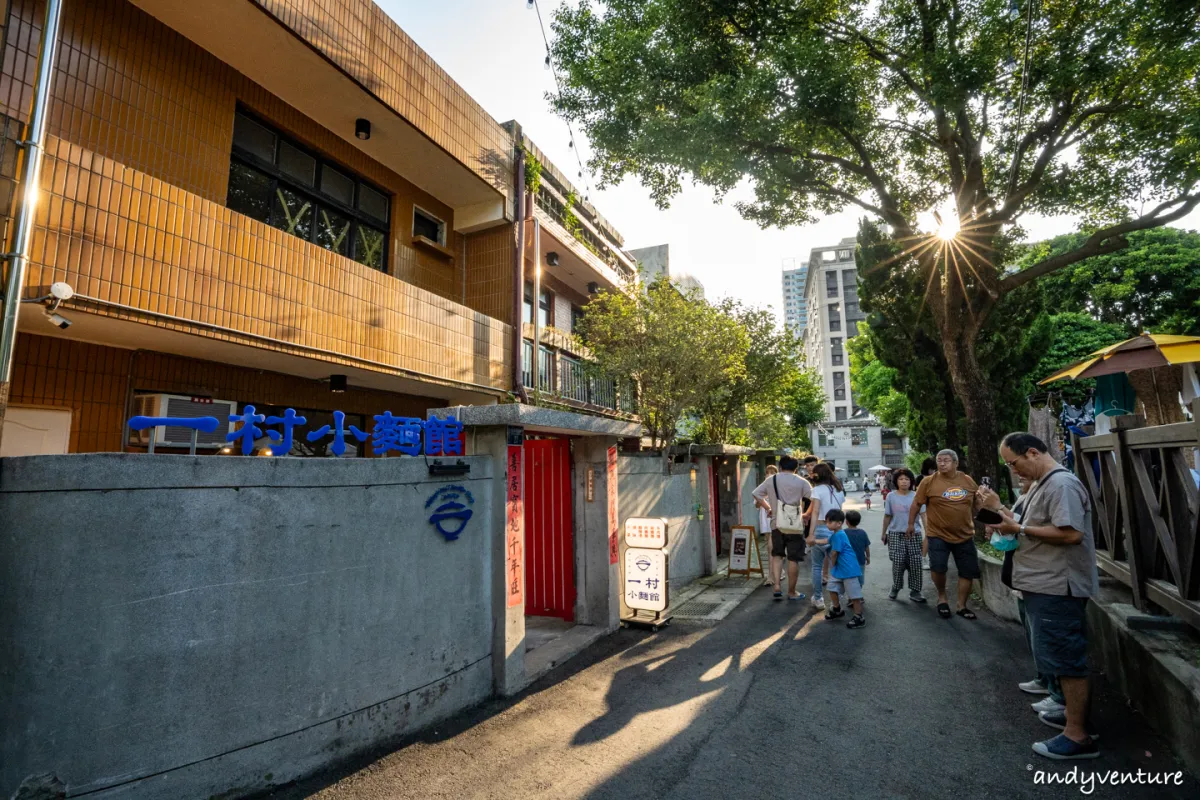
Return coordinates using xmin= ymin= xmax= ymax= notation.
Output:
xmin=426 ymin=485 xmax=475 ymax=541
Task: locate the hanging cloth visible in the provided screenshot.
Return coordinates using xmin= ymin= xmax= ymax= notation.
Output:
xmin=1027 ymin=405 xmax=1060 ymax=462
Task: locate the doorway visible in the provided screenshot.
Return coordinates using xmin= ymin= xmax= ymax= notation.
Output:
xmin=523 ymin=437 xmax=576 ymax=621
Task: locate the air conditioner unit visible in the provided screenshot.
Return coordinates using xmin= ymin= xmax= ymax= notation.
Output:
xmin=130 ymin=394 xmax=237 ymax=449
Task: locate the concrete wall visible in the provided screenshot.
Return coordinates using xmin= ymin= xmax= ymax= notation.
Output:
xmin=618 ymin=454 xmax=714 ymax=583
xmin=0 ymin=453 xmax=495 ymax=799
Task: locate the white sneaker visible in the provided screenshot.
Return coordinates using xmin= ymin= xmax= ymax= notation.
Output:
xmin=812 ymin=595 xmax=825 ymax=611
xmin=1019 ymin=679 xmax=1050 ymax=696
xmin=1031 ymin=697 xmax=1065 ymax=714
xmin=922 ymin=556 xmax=931 ymax=571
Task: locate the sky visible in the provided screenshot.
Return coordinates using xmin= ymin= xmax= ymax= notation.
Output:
xmin=379 ymin=0 xmax=1200 ymax=318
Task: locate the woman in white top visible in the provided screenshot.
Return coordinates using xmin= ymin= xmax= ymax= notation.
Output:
xmin=805 ymin=462 xmax=845 ymax=611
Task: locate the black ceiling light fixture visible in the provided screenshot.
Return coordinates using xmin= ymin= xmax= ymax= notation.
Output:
xmin=546 ymin=251 xmax=560 ymax=267
xmin=355 ymin=118 xmax=371 ymax=140
xmin=330 ymin=374 xmax=348 ymax=393
xmin=587 ymin=281 xmax=600 ymax=295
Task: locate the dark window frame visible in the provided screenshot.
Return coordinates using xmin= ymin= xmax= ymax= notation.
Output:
xmin=228 ymin=107 xmax=391 ymax=272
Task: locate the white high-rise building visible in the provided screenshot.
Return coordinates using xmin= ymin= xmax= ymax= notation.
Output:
xmin=800 ymin=237 xmax=905 ymax=481
xmin=781 ymin=258 xmax=808 ymax=337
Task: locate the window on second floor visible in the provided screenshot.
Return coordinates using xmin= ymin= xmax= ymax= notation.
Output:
xmin=570 ymin=305 xmax=585 ymax=333
xmin=523 ymin=282 xmax=552 ymax=327
xmin=227 ymin=110 xmax=390 ymax=272
xmin=413 ymin=206 xmax=446 ymax=245
xmin=828 ymin=304 xmax=841 ymax=332
xmin=825 ymin=271 xmax=838 ymax=298
xmin=835 ymin=406 xmax=848 ymax=421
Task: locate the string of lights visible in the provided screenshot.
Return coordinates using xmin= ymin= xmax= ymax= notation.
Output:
xmin=526 ymin=0 xmax=593 ymax=202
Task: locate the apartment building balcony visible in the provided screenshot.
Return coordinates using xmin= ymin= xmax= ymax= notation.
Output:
xmin=519 ymin=325 xmax=636 ymax=417
xmin=17 ymin=137 xmax=512 ymax=402
xmin=131 ymin=0 xmax=513 ymax=232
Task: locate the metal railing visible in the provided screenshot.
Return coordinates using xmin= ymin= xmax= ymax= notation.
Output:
xmin=1072 ymin=401 xmax=1200 ymax=631
xmin=533 ymin=187 xmax=634 ymax=281
xmin=523 ymin=341 xmax=632 ymax=415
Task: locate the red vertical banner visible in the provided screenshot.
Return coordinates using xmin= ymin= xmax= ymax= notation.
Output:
xmin=607 ymin=445 xmax=619 ymax=564
xmin=506 ymin=444 xmax=524 ymax=608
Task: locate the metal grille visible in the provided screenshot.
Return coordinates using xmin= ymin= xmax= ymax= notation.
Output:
xmin=163 ymin=397 xmax=232 ymax=446
xmin=671 ymin=600 xmax=723 ymax=618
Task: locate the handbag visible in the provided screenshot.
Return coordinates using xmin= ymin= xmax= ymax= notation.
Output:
xmin=773 ymin=475 xmax=805 ymax=533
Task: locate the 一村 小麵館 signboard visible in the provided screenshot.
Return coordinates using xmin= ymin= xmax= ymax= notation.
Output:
xmin=624 ymin=547 xmax=667 ymax=613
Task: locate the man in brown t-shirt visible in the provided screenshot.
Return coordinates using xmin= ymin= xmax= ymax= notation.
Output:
xmin=907 ymin=449 xmax=980 ymax=619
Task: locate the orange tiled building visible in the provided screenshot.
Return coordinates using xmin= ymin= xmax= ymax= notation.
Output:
xmin=0 ymin=0 xmax=636 ymax=456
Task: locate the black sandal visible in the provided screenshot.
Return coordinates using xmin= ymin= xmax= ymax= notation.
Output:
xmin=956 ymin=608 xmax=977 ymax=620
xmin=937 ymin=602 xmax=951 ymax=618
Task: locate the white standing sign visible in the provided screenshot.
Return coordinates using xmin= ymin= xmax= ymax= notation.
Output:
xmin=624 ymin=548 xmax=668 ymax=612
xmin=729 ymin=527 xmax=751 ymax=571
xmin=624 ymin=516 xmax=668 ymax=549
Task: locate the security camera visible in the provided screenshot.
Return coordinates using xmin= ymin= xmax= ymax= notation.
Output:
xmin=46 ymin=312 xmax=71 ymax=330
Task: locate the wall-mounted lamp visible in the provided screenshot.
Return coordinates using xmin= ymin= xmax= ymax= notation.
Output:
xmin=587 ymin=281 xmax=600 ymax=295
xmin=546 ymin=251 xmax=560 ymax=267
xmin=330 ymin=374 xmax=348 ymax=393
xmin=355 ymin=118 xmax=371 ymax=140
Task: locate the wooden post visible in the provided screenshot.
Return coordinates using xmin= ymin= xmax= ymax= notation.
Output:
xmin=1113 ymin=414 xmax=1149 ymax=610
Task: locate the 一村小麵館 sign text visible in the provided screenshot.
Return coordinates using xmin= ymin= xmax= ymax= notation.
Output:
xmin=127 ymin=409 xmax=464 ymax=457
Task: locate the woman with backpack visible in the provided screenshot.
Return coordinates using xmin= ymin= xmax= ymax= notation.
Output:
xmin=751 ymin=456 xmax=813 ymax=602
xmin=805 ymin=462 xmax=845 ymax=611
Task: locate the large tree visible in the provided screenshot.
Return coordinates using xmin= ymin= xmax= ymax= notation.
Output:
xmin=551 ymin=0 xmax=1200 ymax=482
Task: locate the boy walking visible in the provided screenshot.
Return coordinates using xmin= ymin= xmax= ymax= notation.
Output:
xmin=845 ymin=510 xmax=871 ymax=585
xmin=821 ymin=509 xmax=866 ymax=628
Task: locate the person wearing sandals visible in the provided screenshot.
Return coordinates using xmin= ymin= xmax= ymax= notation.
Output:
xmin=758 ymin=464 xmax=780 ymax=587
xmin=805 ymin=463 xmax=845 ymax=611
xmin=882 ymin=468 xmax=926 ymax=602
xmin=751 ymin=456 xmax=811 ymax=602
xmin=977 ymin=432 xmax=1100 ymax=761
xmin=907 ymin=449 xmax=981 ymax=620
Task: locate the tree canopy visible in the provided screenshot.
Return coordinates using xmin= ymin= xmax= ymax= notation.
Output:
xmin=552 ymin=0 xmax=1200 ymax=481
xmin=576 ymin=278 xmax=747 ymax=452
xmin=1032 ymin=227 xmax=1200 ymax=336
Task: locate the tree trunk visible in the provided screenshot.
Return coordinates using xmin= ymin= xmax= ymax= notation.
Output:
xmin=942 ymin=373 xmax=962 ymax=458
xmin=941 ymin=333 xmax=998 ymax=487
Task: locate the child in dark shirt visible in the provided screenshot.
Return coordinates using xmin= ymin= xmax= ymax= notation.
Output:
xmin=845 ymin=510 xmax=871 ymax=586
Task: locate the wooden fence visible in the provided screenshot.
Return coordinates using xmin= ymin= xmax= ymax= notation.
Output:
xmin=1071 ymin=399 xmax=1200 ymax=630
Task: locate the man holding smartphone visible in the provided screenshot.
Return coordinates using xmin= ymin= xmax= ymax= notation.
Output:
xmin=978 ymin=432 xmax=1100 ymax=761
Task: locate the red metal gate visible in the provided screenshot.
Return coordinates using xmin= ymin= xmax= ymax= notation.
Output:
xmin=524 ymin=438 xmax=575 ymax=621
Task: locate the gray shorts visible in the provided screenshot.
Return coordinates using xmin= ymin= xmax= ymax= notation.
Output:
xmin=827 ymin=576 xmax=863 ymax=601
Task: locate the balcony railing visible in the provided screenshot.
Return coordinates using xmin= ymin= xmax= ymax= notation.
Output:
xmin=534 ymin=185 xmax=636 ymax=282
xmin=522 ymin=340 xmax=634 ymax=415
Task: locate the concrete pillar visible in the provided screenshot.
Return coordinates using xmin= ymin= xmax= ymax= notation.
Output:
xmin=474 ymin=425 xmax=527 ymax=696
xmin=573 ymin=436 xmax=620 ymax=630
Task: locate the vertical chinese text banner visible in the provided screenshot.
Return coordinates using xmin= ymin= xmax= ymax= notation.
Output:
xmin=607 ymin=445 xmax=619 ymax=564
xmin=506 ymin=445 xmax=524 ymax=607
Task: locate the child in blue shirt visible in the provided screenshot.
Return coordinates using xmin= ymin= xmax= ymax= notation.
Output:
xmin=844 ymin=510 xmax=871 ymax=586
xmin=822 ymin=509 xmax=866 ymax=628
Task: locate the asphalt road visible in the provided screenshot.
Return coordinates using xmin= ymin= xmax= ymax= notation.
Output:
xmin=270 ymin=501 xmax=1198 ymax=800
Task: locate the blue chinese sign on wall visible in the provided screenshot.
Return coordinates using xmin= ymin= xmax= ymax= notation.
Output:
xmin=128 ymin=410 xmax=463 ymax=457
